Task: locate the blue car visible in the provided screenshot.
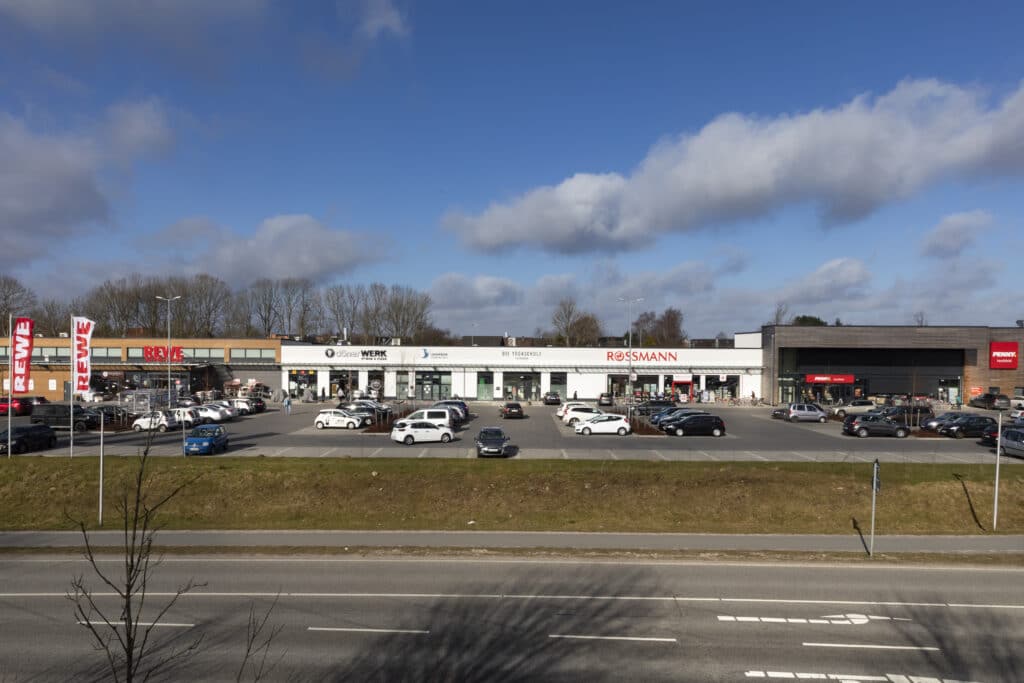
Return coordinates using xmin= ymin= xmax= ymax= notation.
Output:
xmin=184 ymin=424 xmax=229 ymax=455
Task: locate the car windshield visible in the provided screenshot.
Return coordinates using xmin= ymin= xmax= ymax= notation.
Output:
xmin=189 ymin=427 xmax=215 ymax=437
xmin=479 ymin=429 xmax=504 ymax=440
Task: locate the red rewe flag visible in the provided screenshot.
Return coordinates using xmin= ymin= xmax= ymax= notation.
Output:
xmin=11 ymin=317 xmax=34 ymax=394
xmin=72 ymin=317 xmax=96 ymax=393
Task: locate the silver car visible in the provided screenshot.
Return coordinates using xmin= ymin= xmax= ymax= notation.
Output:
xmin=786 ymin=403 xmax=828 ymax=423
xmin=1000 ymin=428 xmax=1024 ymax=457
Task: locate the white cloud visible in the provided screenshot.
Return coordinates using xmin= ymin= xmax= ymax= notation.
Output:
xmin=149 ymin=214 xmax=376 ymax=287
xmin=0 ymin=100 xmax=171 ymax=269
xmin=445 ymin=79 xmax=1024 ymax=254
xmin=429 ymin=273 xmax=523 ymax=311
xmin=919 ymin=210 xmax=992 ymax=258
xmin=780 ymin=258 xmax=872 ymax=306
xmin=346 ymin=0 xmax=408 ymax=39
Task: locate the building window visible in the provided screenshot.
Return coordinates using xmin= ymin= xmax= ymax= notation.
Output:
xmin=127 ymin=347 xmax=144 ymax=359
xmin=230 ymin=348 xmax=275 ymax=362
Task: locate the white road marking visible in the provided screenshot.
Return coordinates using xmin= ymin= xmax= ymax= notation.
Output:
xmin=275 ymin=447 xmax=292 ymax=456
xmin=699 ymin=450 xmax=719 ymax=461
xmin=560 ymin=449 xmax=568 ymax=459
xmin=549 ymin=634 xmax=677 ymax=643
xmin=417 ymin=449 xmax=428 ymax=458
xmin=803 ymin=642 xmax=939 ymax=652
xmin=652 ymin=450 xmax=668 ymax=461
xmin=608 ymin=450 xmax=618 ymax=460
xmin=746 ymin=672 xmax=980 ymax=682
xmin=369 ymin=447 xmax=382 ymax=457
xmin=790 ymin=451 xmax=815 ymax=461
xmin=719 ymin=613 xmax=910 ymax=626
xmin=745 ymin=451 xmax=768 ymax=460
xmin=308 ymin=626 xmax=429 ymax=634
xmin=321 ymin=447 xmax=337 ymax=458
xmin=78 ymin=620 xmax=193 ymax=628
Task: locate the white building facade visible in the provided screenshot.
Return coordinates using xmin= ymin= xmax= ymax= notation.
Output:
xmin=281 ymin=333 xmax=763 ymax=402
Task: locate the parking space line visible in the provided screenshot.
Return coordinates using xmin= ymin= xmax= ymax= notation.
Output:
xmin=275 ymin=447 xmax=292 ymax=456
xmin=790 ymin=451 xmax=815 ymax=461
xmin=369 ymin=448 xmax=382 ymax=457
xmin=699 ymin=450 xmax=719 ymax=461
xmin=417 ymin=449 xmax=428 ymax=458
xmin=652 ymin=450 xmax=668 ymax=461
xmin=561 ymin=449 xmax=568 ymax=459
xmin=608 ymin=450 xmax=618 ymax=460
xmin=321 ymin=447 xmax=337 ymax=458
xmin=745 ymin=451 xmax=768 ymax=461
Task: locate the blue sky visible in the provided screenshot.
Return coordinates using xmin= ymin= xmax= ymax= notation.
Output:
xmin=1 ymin=0 xmax=1023 ymax=338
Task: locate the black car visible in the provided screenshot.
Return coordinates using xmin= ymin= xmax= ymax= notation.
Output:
xmin=661 ymin=414 xmax=726 ymax=437
xmin=631 ymin=399 xmax=677 ymax=417
xmin=940 ymin=415 xmax=997 ymax=439
xmin=597 ymin=392 xmax=613 ymax=406
xmin=843 ymin=414 xmax=910 ymax=438
xmin=770 ymin=406 xmax=788 ymax=419
xmin=475 ymin=427 xmax=512 ymax=458
xmin=542 ymin=392 xmax=561 ymax=405
xmin=969 ymin=393 xmax=1011 ymax=410
xmin=0 ymin=425 xmax=58 ymax=454
xmin=247 ymin=396 xmax=267 ymax=413
xmin=920 ymin=411 xmax=967 ymax=432
xmin=876 ymin=405 xmax=935 ymax=426
xmin=980 ymin=420 xmax=1024 ymax=447
xmin=30 ymin=403 xmax=101 ymax=431
xmin=500 ymin=402 xmax=524 ymax=419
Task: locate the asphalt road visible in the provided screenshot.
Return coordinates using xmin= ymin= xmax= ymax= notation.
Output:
xmin=13 ymin=401 xmax=1021 ymax=464
xmin=0 ymin=556 xmax=1019 ymax=681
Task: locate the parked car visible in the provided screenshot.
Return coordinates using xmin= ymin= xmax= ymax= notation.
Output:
xmin=0 ymin=425 xmax=58 ymax=454
xmin=339 ymin=404 xmax=378 ymax=425
xmin=562 ymin=406 xmax=603 ymax=425
xmin=1010 ymin=395 xmax=1024 ymax=410
xmin=1011 ymin=408 xmax=1024 ymax=421
xmin=575 ymin=414 xmax=631 ymax=436
xmin=403 ymin=408 xmax=455 ymax=429
xmin=171 ymin=407 xmax=200 ymax=429
xmin=228 ymin=398 xmax=254 ymax=416
xmin=981 ymin=420 xmax=1024 ymax=447
xmin=210 ymin=400 xmax=239 ymax=419
xmin=434 ymin=400 xmax=469 ymax=423
xmin=597 ymin=392 xmax=614 ymax=406
xmin=132 ymin=411 xmax=178 ymax=433
xmin=543 ymin=392 xmax=561 ymax=405
xmin=629 ymin=399 xmax=677 ymax=417
xmin=246 ymin=396 xmax=267 ymax=413
xmin=999 ymin=428 xmax=1024 ymax=457
xmin=195 ymin=404 xmax=230 ymax=423
xmin=921 ymin=411 xmax=968 ymax=432
xmin=939 ymin=415 xmax=997 ymax=439
xmin=314 ymin=409 xmax=365 ymax=430
xmin=874 ymin=405 xmax=935 ymax=426
xmin=829 ymin=399 xmax=878 ymax=418
xmin=662 ymin=413 xmax=726 ymax=437
xmin=843 ymin=414 xmax=910 ymax=438
xmin=651 ymin=407 xmax=708 ymax=426
xmin=184 ymin=424 xmax=229 ymax=455
xmin=786 ymin=403 xmax=828 ymax=423
xmin=30 ymin=403 xmax=101 ymax=431
xmin=390 ymin=420 xmax=454 ymax=445
xmin=969 ymin=393 xmax=1011 ymax=410
xmin=93 ymin=404 xmax=136 ymax=424
xmin=0 ymin=396 xmax=30 ymax=416
xmin=500 ymin=402 xmax=524 ymax=419
xmin=555 ymin=401 xmax=588 ymax=418
xmin=475 ymin=427 xmax=512 ymax=457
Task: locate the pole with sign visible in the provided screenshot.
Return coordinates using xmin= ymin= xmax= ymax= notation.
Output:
xmin=869 ymin=459 xmax=880 ymax=557
xmin=994 ymin=410 xmax=1002 ymax=530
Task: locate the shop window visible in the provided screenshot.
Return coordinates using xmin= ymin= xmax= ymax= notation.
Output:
xmin=477 ymin=372 xmax=494 ymax=400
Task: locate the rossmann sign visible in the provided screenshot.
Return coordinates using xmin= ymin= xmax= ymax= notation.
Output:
xmin=989 ymin=342 xmax=1019 ymax=369
xmin=606 ymin=351 xmax=678 ymax=362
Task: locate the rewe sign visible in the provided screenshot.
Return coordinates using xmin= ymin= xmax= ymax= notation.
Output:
xmin=144 ymin=346 xmax=184 ymax=362
xmin=72 ymin=317 xmax=95 ymax=392
xmin=11 ymin=317 xmax=34 ymax=394
xmin=989 ymin=342 xmax=1019 ymax=370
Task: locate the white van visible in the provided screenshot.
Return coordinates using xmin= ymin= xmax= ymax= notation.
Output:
xmin=402 ymin=408 xmax=454 ymax=429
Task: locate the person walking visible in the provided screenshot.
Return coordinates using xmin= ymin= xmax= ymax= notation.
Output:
xmin=284 ymin=395 xmax=292 ymax=415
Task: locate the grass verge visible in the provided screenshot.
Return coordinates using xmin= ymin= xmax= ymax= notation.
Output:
xmin=0 ymin=457 xmax=1020 ymax=534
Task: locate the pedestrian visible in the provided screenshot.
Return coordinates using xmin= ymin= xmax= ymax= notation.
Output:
xmin=321 ymin=387 xmax=326 ymax=402
xmin=284 ymin=395 xmax=292 ymax=415
xmin=573 ymin=390 xmax=578 ymax=400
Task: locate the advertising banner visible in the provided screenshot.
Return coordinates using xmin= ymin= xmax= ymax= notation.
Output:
xmin=804 ymin=374 xmax=855 ymax=384
xmin=11 ymin=317 xmax=34 ymax=394
xmin=989 ymin=342 xmax=1019 ymax=369
xmin=72 ymin=317 xmax=96 ymax=393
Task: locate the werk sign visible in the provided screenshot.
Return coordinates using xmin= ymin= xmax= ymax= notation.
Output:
xmin=11 ymin=317 xmax=35 ymax=394
xmin=72 ymin=317 xmax=95 ymax=392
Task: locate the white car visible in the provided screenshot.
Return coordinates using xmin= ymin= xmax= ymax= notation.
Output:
xmin=555 ymin=401 xmax=588 ymax=418
xmin=1010 ymin=395 xmax=1024 ymax=410
xmin=314 ymin=409 xmax=364 ymax=430
xmin=195 ymin=404 xmax=230 ymax=423
xmin=562 ymin=406 xmax=603 ymax=425
xmin=132 ymin=410 xmax=178 ymax=433
xmin=171 ymin=407 xmax=200 ymax=428
xmin=390 ymin=420 xmax=454 ymax=445
xmin=210 ymin=400 xmax=239 ymax=418
xmin=228 ymin=398 xmax=253 ymax=416
xmin=1010 ymin=408 xmax=1024 ymax=420
xmin=575 ymin=414 xmax=632 ymax=436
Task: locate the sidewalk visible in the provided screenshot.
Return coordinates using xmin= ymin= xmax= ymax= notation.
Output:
xmin=1 ymin=530 xmax=1021 ymax=554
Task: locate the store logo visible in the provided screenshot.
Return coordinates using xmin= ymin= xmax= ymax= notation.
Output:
xmin=361 ymin=350 xmax=388 ymax=360
xmin=606 ymin=350 xmax=678 ymax=362
xmin=422 ymin=348 xmax=429 ymax=359
xmin=325 ymin=348 xmax=335 ymax=358
xmin=990 ymin=342 xmax=1018 ymax=369
xmin=325 ymin=348 xmax=360 ymax=359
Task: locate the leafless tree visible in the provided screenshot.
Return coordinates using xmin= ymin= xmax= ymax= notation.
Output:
xmin=913 ymin=311 xmax=928 ymax=326
xmin=770 ymin=301 xmax=790 ymax=326
xmin=30 ymin=297 xmax=74 ymax=336
xmin=67 ymin=446 xmax=204 ymax=682
xmin=178 ymin=275 xmax=231 ymax=337
xmin=382 ymin=285 xmax=431 ymax=340
xmin=0 ymin=275 xmax=37 ymax=336
xmin=235 ymin=594 xmax=285 ymax=682
xmin=632 ymin=311 xmax=657 ymax=347
xmin=248 ymin=279 xmax=282 ymax=337
xmin=551 ymin=298 xmax=582 ymax=346
xmin=360 ymin=283 xmax=390 ymax=342
xmin=570 ymin=312 xmax=603 ymax=346
xmin=223 ymin=291 xmax=257 ymax=338
xmin=323 ymin=284 xmax=366 ymax=342
xmin=277 ymin=278 xmax=321 ymax=339
xmin=648 ymin=307 xmax=687 ymax=346
xmin=85 ymin=276 xmax=142 ymax=337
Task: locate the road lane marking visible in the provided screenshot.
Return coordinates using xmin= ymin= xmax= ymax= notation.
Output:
xmin=77 ymin=620 xmax=193 ymax=628
xmin=745 ymin=672 xmax=980 ymax=682
xmin=719 ymin=613 xmax=911 ymax=625
xmin=308 ymin=626 xmax=429 ymax=635
xmin=549 ymin=634 xmax=677 ymax=643
xmin=802 ymin=642 xmax=939 ymax=651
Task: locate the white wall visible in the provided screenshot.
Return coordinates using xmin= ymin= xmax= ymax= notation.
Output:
xmin=567 ymin=374 xmax=607 ymax=400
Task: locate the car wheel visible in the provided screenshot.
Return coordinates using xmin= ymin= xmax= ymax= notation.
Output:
xmin=836 ymin=410 xmax=847 ymax=418
xmin=404 ymin=435 xmax=414 ymax=445
xmin=346 ymin=422 xmax=356 ymax=429
xmin=675 ymin=427 xmax=684 ymax=436
xmin=12 ymin=441 xmax=24 ymax=454
xmin=441 ymin=433 xmax=452 ymax=443
xmin=617 ymin=427 xmax=627 ymax=436
xmin=954 ymin=431 xmax=963 ymax=439
xmin=712 ymin=427 xmax=723 ymax=437
xmin=895 ymin=428 xmax=908 ymax=438
xmin=857 ymin=428 xmax=869 ymax=438
xmin=818 ymin=416 xmax=827 ymax=423
xmin=1000 ymin=446 xmax=1007 ymax=456
xmin=582 ymin=427 xmax=591 ymax=435
xmin=157 ymin=425 xmax=167 ymax=433
xmin=133 ymin=424 xmax=143 ymax=432
xmin=315 ymin=421 xmax=325 ymax=429
xmin=789 ymin=416 xmax=799 ymax=422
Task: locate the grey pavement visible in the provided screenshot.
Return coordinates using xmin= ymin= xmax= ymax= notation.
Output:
xmin=1 ymin=529 xmax=1021 ymax=553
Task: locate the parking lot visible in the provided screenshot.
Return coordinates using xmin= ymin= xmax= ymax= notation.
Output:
xmin=13 ymin=399 xmax=1020 ymax=465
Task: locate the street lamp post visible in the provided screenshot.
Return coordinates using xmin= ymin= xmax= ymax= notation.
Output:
xmin=156 ymin=295 xmax=181 ymax=408
xmin=618 ymin=297 xmax=643 ymax=402
xmin=470 ymin=322 xmax=478 ymax=347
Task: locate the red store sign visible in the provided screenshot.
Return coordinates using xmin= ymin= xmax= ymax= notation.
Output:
xmin=804 ymin=374 xmax=855 ymax=384
xmin=989 ymin=342 xmax=1019 ymax=369
xmin=143 ymin=345 xmax=184 ymax=363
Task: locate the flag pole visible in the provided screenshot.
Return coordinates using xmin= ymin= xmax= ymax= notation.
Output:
xmin=69 ymin=315 xmax=74 ymax=459
xmin=6 ymin=314 xmax=11 ymax=459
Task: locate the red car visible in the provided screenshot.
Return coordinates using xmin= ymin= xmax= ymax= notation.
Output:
xmin=0 ymin=397 xmax=29 ymax=417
